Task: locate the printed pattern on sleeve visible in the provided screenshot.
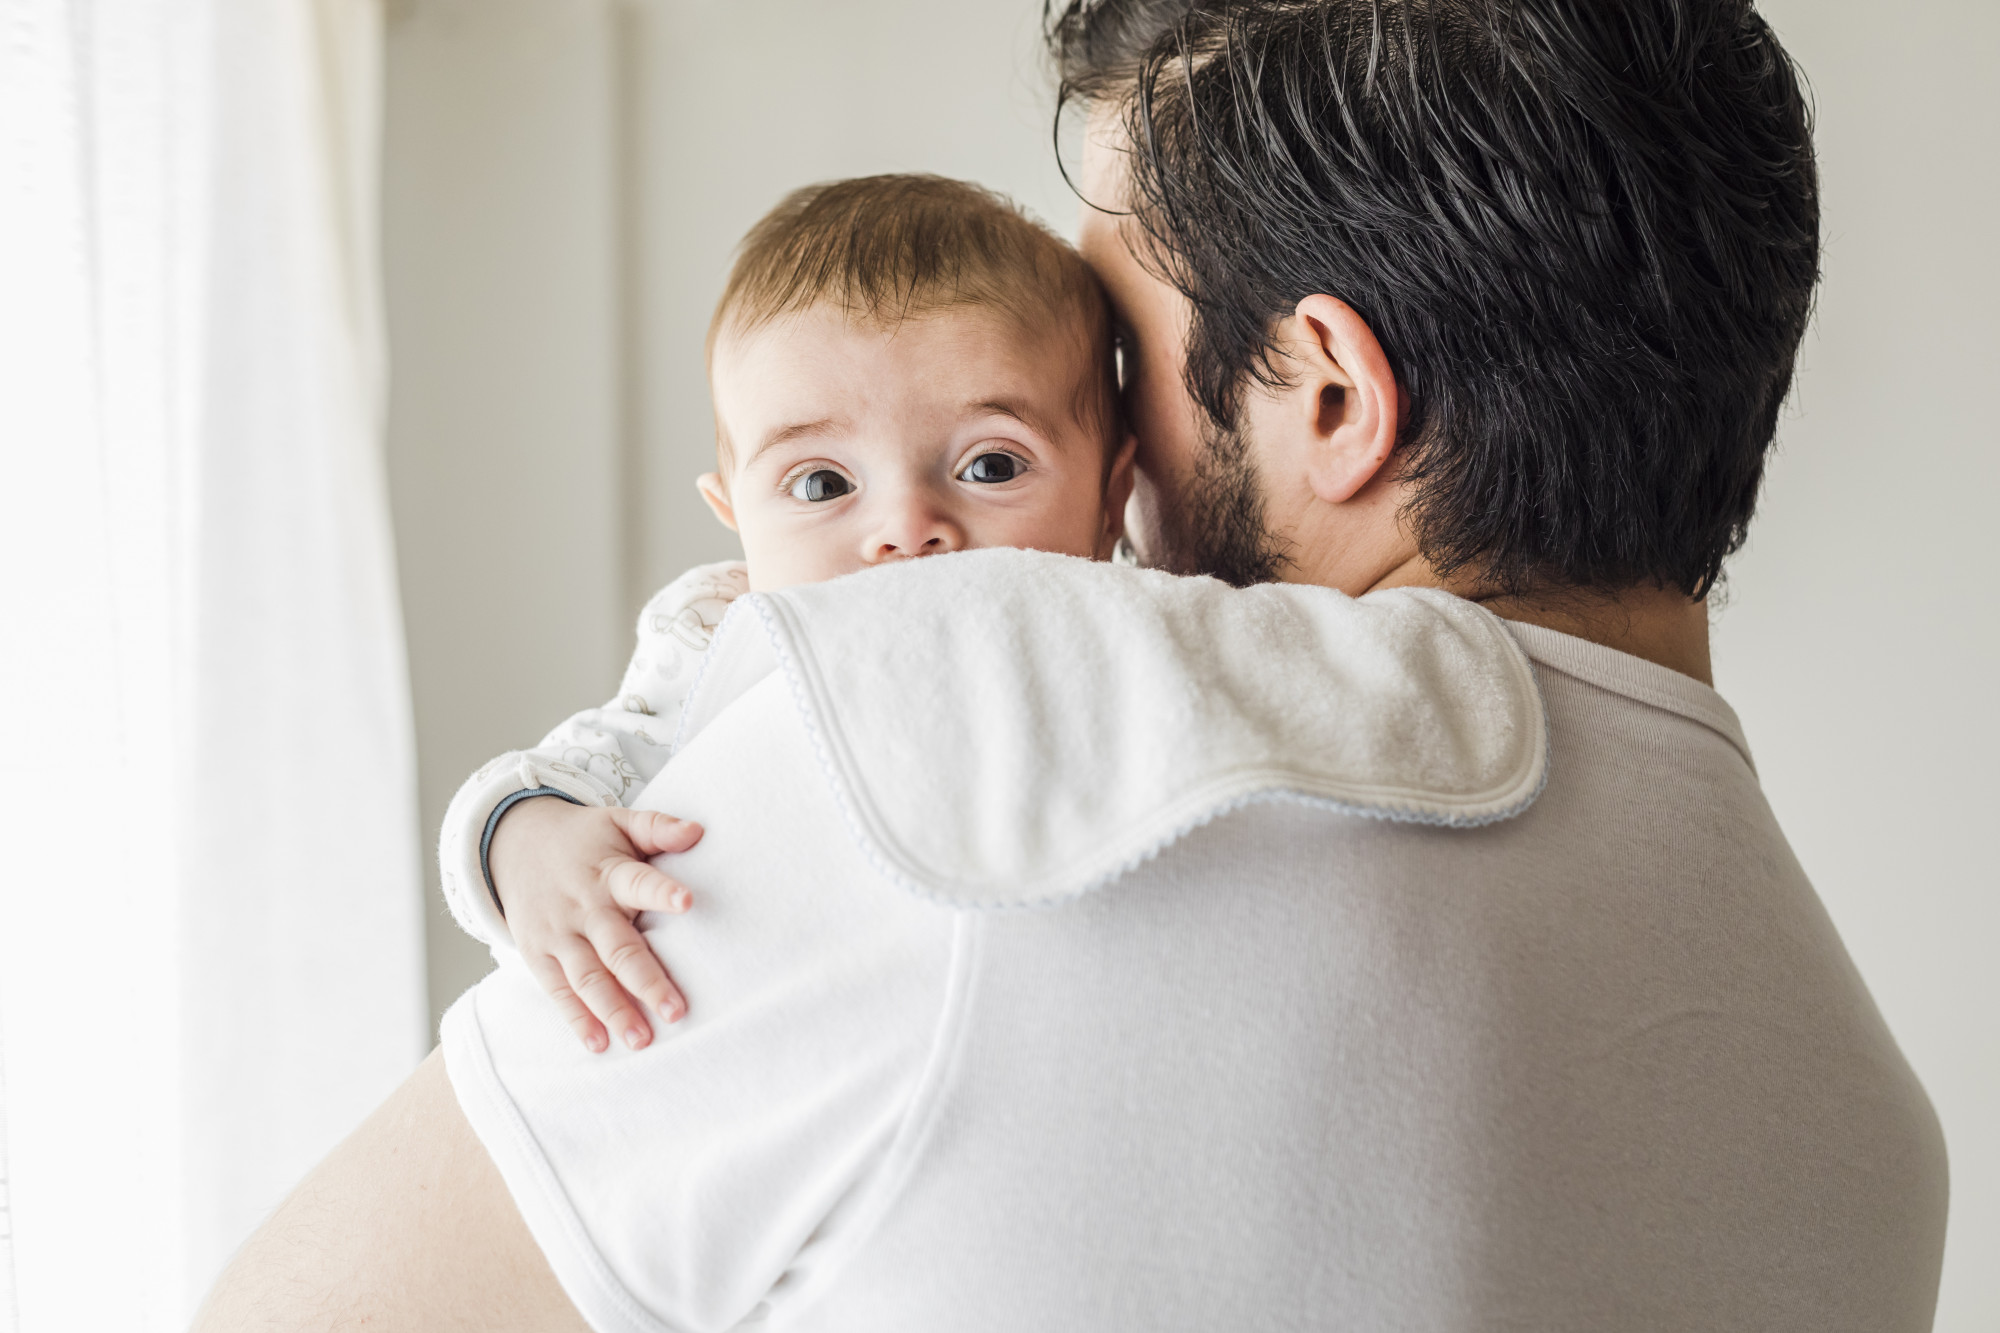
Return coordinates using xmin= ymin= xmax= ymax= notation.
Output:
xmin=438 ymin=561 xmax=750 ymax=948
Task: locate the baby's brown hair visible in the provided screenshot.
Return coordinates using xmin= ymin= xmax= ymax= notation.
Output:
xmin=707 ymin=174 xmax=1119 ymax=462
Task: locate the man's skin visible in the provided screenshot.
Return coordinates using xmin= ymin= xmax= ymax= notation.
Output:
xmin=195 ymin=1049 xmax=590 ymax=1333
xmin=192 ymin=128 xmax=1710 ymax=1330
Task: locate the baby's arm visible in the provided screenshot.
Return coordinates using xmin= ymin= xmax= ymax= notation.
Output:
xmin=438 ymin=561 xmax=749 ymax=1049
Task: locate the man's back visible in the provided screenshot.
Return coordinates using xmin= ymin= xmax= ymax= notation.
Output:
xmin=442 ymin=564 xmax=1945 ymax=1332
xmin=807 ymin=623 xmax=1946 ymax=1331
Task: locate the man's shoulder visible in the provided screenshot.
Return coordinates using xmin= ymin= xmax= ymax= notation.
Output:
xmin=670 ymin=549 xmax=1549 ymax=910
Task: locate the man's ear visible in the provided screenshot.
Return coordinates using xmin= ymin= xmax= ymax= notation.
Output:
xmin=1283 ymin=294 xmax=1401 ymax=505
xmin=1097 ymin=432 xmax=1139 ymax=558
xmin=695 ymin=472 xmax=738 ymax=532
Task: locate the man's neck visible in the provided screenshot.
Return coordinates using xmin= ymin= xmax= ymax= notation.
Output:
xmin=1469 ymin=586 xmax=1713 ymax=686
xmin=1360 ymin=554 xmax=1714 ymax=686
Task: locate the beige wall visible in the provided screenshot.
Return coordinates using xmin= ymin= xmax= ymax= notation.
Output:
xmin=383 ymin=1 xmax=1997 ymax=1325
xmin=383 ymin=0 xmax=629 ymax=1021
xmin=1712 ymin=4 xmax=1999 ymax=1327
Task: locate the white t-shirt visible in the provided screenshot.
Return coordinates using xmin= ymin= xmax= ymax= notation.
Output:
xmin=441 ymin=551 xmax=1946 ymax=1333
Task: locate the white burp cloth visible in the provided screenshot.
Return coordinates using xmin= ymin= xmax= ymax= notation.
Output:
xmin=673 ymin=548 xmax=1547 ymax=908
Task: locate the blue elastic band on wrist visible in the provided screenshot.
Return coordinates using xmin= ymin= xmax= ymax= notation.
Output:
xmin=479 ymin=786 xmax=584 ymax=920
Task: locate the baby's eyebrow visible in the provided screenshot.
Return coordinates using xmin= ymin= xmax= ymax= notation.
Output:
xmin=748 ymin=416 xmax=843 ymax=466
xmin=966 ymin=397 xmax=1059 ymax=444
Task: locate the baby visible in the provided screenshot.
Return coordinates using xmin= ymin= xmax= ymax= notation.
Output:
xmin=438 ymin=174 xmax=1133 ymax=1052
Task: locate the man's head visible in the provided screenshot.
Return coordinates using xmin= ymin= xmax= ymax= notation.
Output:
xmin=1051 ymin=0 xmax=1819 ymax=597
xmin=701 ymin=174 xmax=1133 ymax=591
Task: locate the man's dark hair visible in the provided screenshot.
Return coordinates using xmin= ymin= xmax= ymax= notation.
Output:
xmin=1049 ymin=0 xmax=1819 ymax=596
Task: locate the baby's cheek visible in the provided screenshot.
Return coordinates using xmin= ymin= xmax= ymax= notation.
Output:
xmin=739 ymin=520 xmax=871 ymax=591
xmin=1001 ymin=488 xmax=1111 ymax=560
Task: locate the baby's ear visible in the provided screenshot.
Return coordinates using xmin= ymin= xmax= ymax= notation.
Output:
xmin=696 ymin=473 xmax=738 ymax=532
xmin=1099 ymin=433 xmax=1139 ymax=557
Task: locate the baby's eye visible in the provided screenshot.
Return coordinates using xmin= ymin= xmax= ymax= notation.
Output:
xmin=959 ymin=452 xmax=1024 ymax=485
xmin=789 ymin=468 xmax=853 ymax=502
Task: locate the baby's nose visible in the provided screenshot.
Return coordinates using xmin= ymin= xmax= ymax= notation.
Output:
xmin=864 ymin=493 xmax=964 ymax=564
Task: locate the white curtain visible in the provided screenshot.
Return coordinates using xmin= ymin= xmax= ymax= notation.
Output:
xmin=0 ymin=2 xmax=426 ymax=1329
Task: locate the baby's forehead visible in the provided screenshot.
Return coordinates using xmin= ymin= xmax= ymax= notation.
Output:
xmin=724 ymin=295 xmax=1099 ymax=367
xmin=712 ymin=299 xmax=1114 ymax=453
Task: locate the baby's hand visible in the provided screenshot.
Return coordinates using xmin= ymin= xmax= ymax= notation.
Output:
xmin=486 ymin=797 xmax=704 ymax=1053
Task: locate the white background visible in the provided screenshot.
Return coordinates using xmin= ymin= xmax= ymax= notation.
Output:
xmin=380 ymin=1 xmax=1998 ymax=1326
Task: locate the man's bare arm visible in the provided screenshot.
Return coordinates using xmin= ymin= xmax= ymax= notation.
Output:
xmin=193 ymin=1049 xmax=590 ymax=1333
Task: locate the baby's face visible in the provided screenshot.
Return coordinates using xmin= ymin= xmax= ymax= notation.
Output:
xmin=702 ymin=303 xmax=1128 ymax=591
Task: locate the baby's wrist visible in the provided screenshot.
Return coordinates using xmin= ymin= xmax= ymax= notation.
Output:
xmin=481 ymin=787 xmax=582 ymax=918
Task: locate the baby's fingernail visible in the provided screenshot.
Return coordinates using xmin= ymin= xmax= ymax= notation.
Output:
xmin=659 ymin=998 xmax=684 ymax=1022
xmin=670 ymin=887 xmax=691 ymax=911
xmin=586 ymin=1031 xmax=608 ymax=1053
xmin=625 ymin=1026 xmax=648 ymax=1050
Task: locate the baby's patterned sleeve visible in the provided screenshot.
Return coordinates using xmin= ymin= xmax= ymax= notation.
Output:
xmin=438 ymin=560 xmax=751 ymax=949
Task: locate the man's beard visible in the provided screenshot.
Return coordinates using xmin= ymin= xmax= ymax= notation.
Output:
xmin=1141 ymin=411 xmax=1289 ymax=588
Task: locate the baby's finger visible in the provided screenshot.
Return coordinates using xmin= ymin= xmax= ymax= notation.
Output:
xmin=555 ymin=937 xmax=654 ymax=1052
xmin=585 ymin=907 xmax=687 ymax=1025
xmin=609 ymin=808 xmax=704 ymax=858
xmin=525 ymin=952 xmax=609 ymax=1054
xmin=605 ymin=857 xmax=693 ymax=915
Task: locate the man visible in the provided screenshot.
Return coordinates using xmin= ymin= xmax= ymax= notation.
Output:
xmin=198 ymin=1 xmax=1949 ymax=1329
